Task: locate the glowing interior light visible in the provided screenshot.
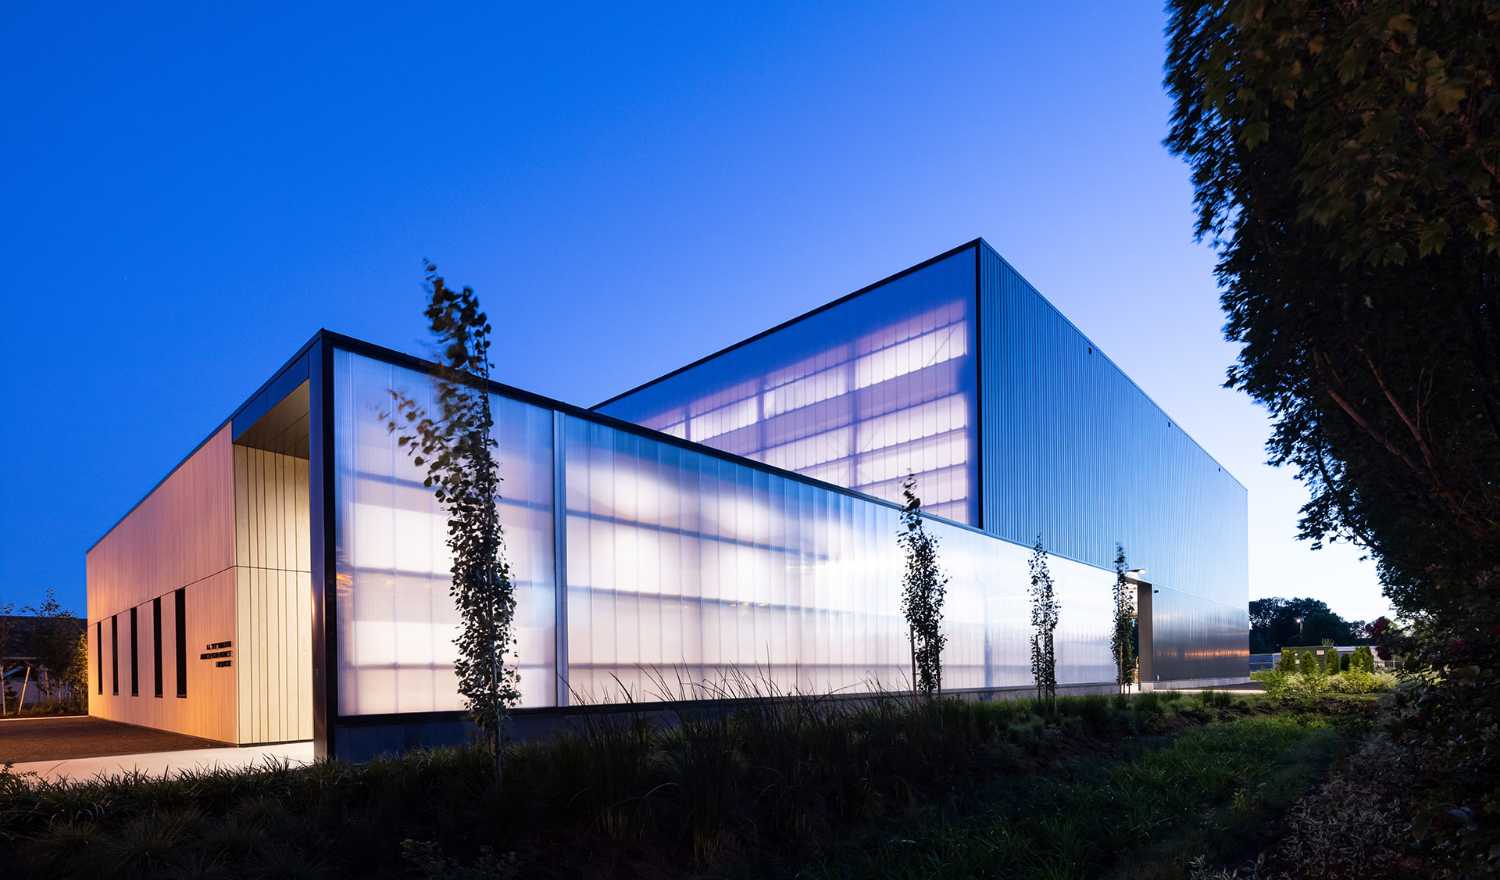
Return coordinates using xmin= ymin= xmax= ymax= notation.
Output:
xmin=853 ymin=324 xmax=968 ymax=390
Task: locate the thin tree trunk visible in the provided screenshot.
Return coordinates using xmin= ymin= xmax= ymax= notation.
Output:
xmin=18 ymin=665 xmax=31 ymax=714
xmin=493 ymin=616 xmax=504 ymax=785
xmin=501 ymin=572 xmax=513 ymax=785
xmin=909 ymin=627 xmax=917 ymax=699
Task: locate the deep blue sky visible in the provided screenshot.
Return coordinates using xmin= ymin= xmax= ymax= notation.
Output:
xmin=0 ymin=4 xmax=1389 ymax=620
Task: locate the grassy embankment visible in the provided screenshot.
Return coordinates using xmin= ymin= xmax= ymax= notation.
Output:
xmin=0 ymin=689 xmax=1374 ymax=879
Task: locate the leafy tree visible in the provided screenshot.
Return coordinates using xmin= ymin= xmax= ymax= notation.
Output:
xmin=1321 ymin=641 xmax=1341 ymax=675
xmin=1249 ymin=597 xmax=1366 ymax=653
xmin=1111 ymin=545 xmax=1136 ymax=694
xmin=1165 ymin=1 xmax=1500 ymax=642
xmin=1028 ymin=537 xmax=1060 ymax=714
xmin=1365 ymin=615 xmax=1410 ymax=663
xmin=62 ymin=631 xmax=88 ymax=712
xmin=25 ymin=588 xmax=82 ymax=700
xmin=898 ymin=475 xmax=948 ymax=698
xmin=386 ymin=262 xmax=517 ymax=779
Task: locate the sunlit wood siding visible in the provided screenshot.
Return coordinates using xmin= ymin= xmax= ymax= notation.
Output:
xmin=233 ymin=446 xmax=313 ymax=744
xmin=85 ymin=426 xmax=239 ymax=743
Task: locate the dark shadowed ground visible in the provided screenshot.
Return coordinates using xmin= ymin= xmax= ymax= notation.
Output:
xmin=0 ymin=716 xmax=219 ymax=764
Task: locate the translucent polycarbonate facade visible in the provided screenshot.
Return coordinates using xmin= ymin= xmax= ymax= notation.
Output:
xmin=596 ymin=241 xmax=1249 ymax=684
xmin=330 ymin=347 xmax=1117 ymax=718
xmin=977 ymin=244 xmax=1248 ymax=681
xmin=332 ymin=351 xmax=558 ymax=714
xmin=560 ymin=414 xmax=1113 ymax=703
xmin=596 ymin=249 xmax=979 ymax=525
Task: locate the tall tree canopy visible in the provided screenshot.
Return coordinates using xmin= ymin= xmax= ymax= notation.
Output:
xmin=1164 ymin=1 xmax=1500 ymax=634
xmin=1248 ymin=596 xmax=1367 ymax=654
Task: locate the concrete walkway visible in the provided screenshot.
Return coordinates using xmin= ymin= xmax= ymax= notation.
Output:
xmin=8 ymin=740 xmax=315 ymax=783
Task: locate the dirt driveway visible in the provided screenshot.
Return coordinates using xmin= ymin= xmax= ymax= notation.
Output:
xmin=0 ymin=715 xmax=221 ymax=764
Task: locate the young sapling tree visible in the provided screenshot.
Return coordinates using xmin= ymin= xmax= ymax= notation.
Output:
xmin=899 ymin=475 xmax=949 ymax=699
xmin=386 ymin=262 xmax=517 ymax=781
xmin=1111 ymin=544 xmax=1137 ymax=695
xmin=1028 ymin=537 xmax=1060 ymax=714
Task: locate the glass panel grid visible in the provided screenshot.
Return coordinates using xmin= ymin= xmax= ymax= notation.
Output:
xmin=333 ymin=348 xmax=1116 ymax=715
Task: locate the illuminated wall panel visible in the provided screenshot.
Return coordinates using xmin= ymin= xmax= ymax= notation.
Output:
xmin=560 ymin=414 xmax=1113 ymax=704
xmin=595 ymin=248 xmax=980 ymax=526
xmin=330 ymin=348 xmax=1114 ymax=716
xmin=332 ymin=351 xmax=557 ymax=714
xmin=320 ymin=237 xmax=1248 ymax=721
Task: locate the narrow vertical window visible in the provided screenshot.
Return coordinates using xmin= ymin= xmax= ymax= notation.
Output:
xmin=174 ymin=588 xmax=187 ymax=698
xmin=129 ymin=607 xmax=139 ymax=696
xmin=110 ymin=615 xmax=119 ymax=696
xmin=153 ymin=597 xmax=163 ymax=698
xmin=95 ymin=621 xmax=102 ymax=694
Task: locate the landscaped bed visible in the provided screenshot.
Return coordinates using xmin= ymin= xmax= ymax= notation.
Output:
xmin=0 ymin=691 xmax=1376 ymax=879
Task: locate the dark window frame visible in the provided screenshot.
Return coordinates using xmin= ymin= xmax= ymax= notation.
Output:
xmin=174 ymin=588 xmax=187 ymax=698
xmin=110 ymin=615 xmax=119 ymax=696
xmin=153 ymin=597 xmax=163 ymax=698
xmin=95 ymin=621 xmax=102 ymax=694
xmin=129 ymin=607 xmax=139 ymax=697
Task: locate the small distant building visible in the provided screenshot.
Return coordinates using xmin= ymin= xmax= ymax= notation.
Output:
xmin=1 ymin=613 xmax=86 ymax=710
xmin=85 ymin=239 xmax=1250 ymax=759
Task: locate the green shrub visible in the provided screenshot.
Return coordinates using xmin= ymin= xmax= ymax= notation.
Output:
xmin=1287 ymin=672 xmax=1328 ymax=700
xmin=1297 ymin=649 xmax=1320 ymax=675
xmin=1255 ymin=669 xmax=1332 ymax=700
xmin=1351 ymin=646 xmax=1376 ymax=673
xmin=1324 ymin=671 xmax=1396 ymax=694
xmin=1277 ymin=649 xmax=1296 ymax=671
xmin=1251 ymin=669 xmax=1288 ymax=697
xmin=1339 ymin=652 xmax=1351 ymax=672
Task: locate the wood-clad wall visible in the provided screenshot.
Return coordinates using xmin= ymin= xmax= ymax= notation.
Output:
xmin=84 ymin=428 xmax=317 ymax=746
xmin=233 ymin=447 xmax=313 ymax=744
xmin=85 ymin=426 xmax=239 ymax=743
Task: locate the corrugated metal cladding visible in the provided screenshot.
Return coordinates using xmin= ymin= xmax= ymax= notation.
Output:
xmin=977 ymin=242 xmax=1248 ymax=681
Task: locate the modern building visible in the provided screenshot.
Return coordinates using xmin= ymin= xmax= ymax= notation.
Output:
xmin=85 ymin=239 xmax=1248 ymax=759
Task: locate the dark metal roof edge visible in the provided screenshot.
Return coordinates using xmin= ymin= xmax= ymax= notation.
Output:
xmin=313 ymin=331 xmax=1167 ymax=581
xmin=590 ymin=238 xmax=985 ymax=411
xmin=318 ymin=329 xmax=1001 ymax=541
xmin=85 ymin=332 xmax=326 ymax=555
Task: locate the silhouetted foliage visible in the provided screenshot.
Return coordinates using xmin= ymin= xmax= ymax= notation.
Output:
xmin=1111 ymin=545 xmax=1136 ymax=694
xmin=1028 ymin=537 xmax=1060 ymax=714
xmin=385 ymin=262 xmax=517 ymax=776
xmin=1249 ymin=597 xmax=1367 ymax=654
xmin=898 ymin=476 xmax=948 ymax=698
xmin=1165 ymin=0 xmax=1500 ymax=636
xmin=1166 ymin=9 xmax=1500 ymax=865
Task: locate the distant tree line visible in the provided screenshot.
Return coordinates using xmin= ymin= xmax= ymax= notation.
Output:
xmin=1248 ymin=597 xmax=1370 ymax=655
